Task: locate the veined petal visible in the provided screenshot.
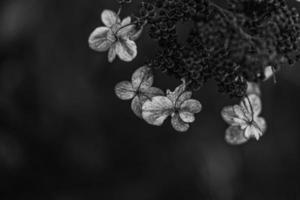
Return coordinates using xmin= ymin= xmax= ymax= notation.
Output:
xmin=116 ymin=39 xmax=137 ymax=62
xmin=117 ymin=24 xmax=136 ymax=39
xmin=167 ymin=80 xmax=187 ymax=104
xmin=221 ymin=106 xmax=247 ymax=126
xmin=241 ymin=94 xmax=262 ymax=117
xmin=142 ymin=96 xmax=173 ymax=126
xmin=88 ymin=27 xmax=113 ymax=52
xmin=180 ymin=99 xmax=202 ymax=114
xmin=171 ymin=114 xmax=190 ymax=132
xmin=115 ymin=81 xmax=135 ymax=100
xmin=175 ymin=91 xmax=192 ymax=108
xmin=119 ymin=17 xmax=143 ymax=40
xmin=131 ymin=66 xmax=153 ymax=90
xmin=233 ymin=105 xmax=249 ymax=121
xmin=101 ymin=9 xmax=120 ymax=27
xmin=179 ymin=111 xmax=195 ymax=123
xmin=255 ymin=117 xmax=267 ymax=133
xmin=131 ymin=95 xmax=148 ymax=118
xmin=225 ymin=126 xmax=249 ymax=145
xmin=108 ymin=44 xmax=117 ymax=63
xmin=244 ymin=125 xmax=263 ymax=140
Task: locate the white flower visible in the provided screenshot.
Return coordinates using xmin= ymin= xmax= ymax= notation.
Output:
xmin=221 ymin=94 xmax=267 ymax=145
xmin=88 ymin=9 xmax=142 ymax=62
xmin=142 ymin=80 xmax=202 ymax=132
xmin=115 ymin=66 xmax=164 ymax=118
xmin=264 ymin=66 xmax=274 ymax=81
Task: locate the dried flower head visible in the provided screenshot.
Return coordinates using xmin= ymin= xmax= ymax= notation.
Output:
xmin=115 ymin=66 xmax=163 ymax=117
xmin=88 ymin=9 xmax=142 ymax=62
xmin=221 ymin=94 xmax=267 ymax=145
xmin=88 ymin=0 xmax=300 ymax=143
xmin=142 ymin=80 xmax=202 ymax=132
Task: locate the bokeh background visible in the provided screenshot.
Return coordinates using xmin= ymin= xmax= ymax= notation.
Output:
xmin=0 ymin=0 xmax=300 ymax=199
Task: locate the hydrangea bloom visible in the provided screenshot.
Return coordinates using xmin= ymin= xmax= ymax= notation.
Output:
xmin=88 ymin=9 xmax=141 ymax=62
xmin=221 ymin=94 xmax=267 ymax=145
xmin=142 ymin=80 xmax=202 ymax=132
xmin=115 ymin=66 xmax=163 ymax=118
xmin=88 ymin=0 xmax=300 ymax=143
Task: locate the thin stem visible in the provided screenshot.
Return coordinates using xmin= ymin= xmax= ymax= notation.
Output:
xmin=117 ymin=5 xmax=123 ymax=16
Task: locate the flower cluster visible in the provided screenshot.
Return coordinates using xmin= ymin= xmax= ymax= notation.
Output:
xmin=88 ymin=1 xmax=300 ymax=144
xmin=115 ymin=66 xmax=202 ymax=132
xmin=142 ymin=79 xmax=202 ymax=132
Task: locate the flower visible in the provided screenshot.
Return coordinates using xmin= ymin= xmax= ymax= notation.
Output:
xmin=142 ymin=80 xmax=202 ymax=132
xmin=88 ymin=9 xmax=142 ymax=62
xmin=264 ymin=66 xmax=274 ymax=81
xmin=115 ymin=66 xmax=163 ymax=118
xmin=221 ymin=94 xmax=267 ymax=145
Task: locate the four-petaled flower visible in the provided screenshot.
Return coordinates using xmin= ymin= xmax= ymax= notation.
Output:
xmin=221 ymin=94 xmax=267 ymax=145
xmin=142 ymin=80 xmax=202 ymax=132
xmin=115 ymin=66 xmax=164 ymax=118
xmin=88 ymin=9 xmax=142 ymax=62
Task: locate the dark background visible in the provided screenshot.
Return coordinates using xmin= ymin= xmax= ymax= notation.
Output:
xmin=0 ymin=0 xmax=300 ymax=199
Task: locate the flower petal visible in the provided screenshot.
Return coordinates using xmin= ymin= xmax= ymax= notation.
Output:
xmin=116 ymin=39 xmax=137 ymax=62
xmin=121 ymin=16 xmax=131 ymax=26
xmin=175 ymin=91 xmax=192 ymax=108
xmin=115 ymin=81 xmax=135 ymax=100
xmin=225 ymin=126 xmax=249 ymax=145
xmin=131 ymin=66 xmax=154 ymax=90
xmin=88 ymin=27 xmax=114 ymax=52
xmin=101 ymin=9 xmax=120 ymax=27
xmin=167 ymin=80 xmax=187 ymax=104
xmin=241 ymin=94 xmax=262 ymax=117
xmin=264 ymin=66 xmax=274 ymax=81
xmin=142 ymin=96 xmax=173 ymax=126
xmin=221 ymin=106 xmax=247 ymax=126
xmin=255 ymin=117 xmax=267 ymax=133
xmin=117 ymin=24 xmax=136 ymax=39
xmin=131 ymin=95 xmax=148 ymax=118
xmin=233 ymin=105 xmax=249 ymax=122
xmin=179 ymin=111 xmax=195 ymax=123
xmin=171 ymin=114 xmax=190 ymax=132
xmin=246 ymin=82 xmax=261 ymax=96
xmin=180 ymin=99 xmax=202 ymax=114
xmin=108 ymin=44 xmax=117 ymax=63
xmin=244 ymin=125 xmax=263 ymax=140
xmin=118 ymin=17 xmax=143 ymax=40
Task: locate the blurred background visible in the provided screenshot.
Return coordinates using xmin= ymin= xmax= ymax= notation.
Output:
xmin=0 ymin=0 xmax=300 ymax=199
